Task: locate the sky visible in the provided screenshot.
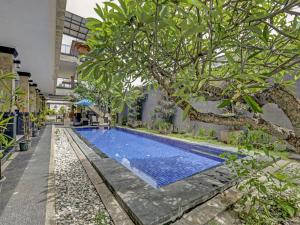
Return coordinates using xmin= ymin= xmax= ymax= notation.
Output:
xmin=66 ymin=0 xmax=99 ymax=18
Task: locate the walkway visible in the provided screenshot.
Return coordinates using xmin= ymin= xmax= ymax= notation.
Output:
xmin=0 ymin=126 xmax=52 ymax=225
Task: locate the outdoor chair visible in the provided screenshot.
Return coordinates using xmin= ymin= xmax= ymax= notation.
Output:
xmin=91 ymin=116 xmax=100 ymax=126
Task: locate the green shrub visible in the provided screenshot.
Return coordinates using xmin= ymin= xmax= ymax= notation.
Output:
xmin=208 ymin=129 xmax=216 ymax=138
xmin=198 ymin=128 xmax=206 ymax=136
xmin=222 ymin=130 xmax=300 ymax=225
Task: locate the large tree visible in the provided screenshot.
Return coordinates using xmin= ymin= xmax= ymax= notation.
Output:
xmin=79 ymin=0 xmax=300 ymax=152
xmin=74 ymin=79 xmax=111 ymax=112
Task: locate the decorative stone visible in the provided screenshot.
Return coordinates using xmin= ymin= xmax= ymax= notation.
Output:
xmin=54 ymin=128 xmax=112 ymax=225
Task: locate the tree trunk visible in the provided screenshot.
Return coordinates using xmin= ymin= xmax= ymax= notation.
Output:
xmin=149 ymin=64 xmax=300 ymax=152
xmin=198 ymin=83 xmax=300 ymax=138
xmin=265 ymin=85 xmax=300 ymax=136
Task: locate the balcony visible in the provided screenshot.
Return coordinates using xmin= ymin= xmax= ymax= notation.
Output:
xmin=61 ymin=44 xmax=73 ymax=56
xmin=56 ymin=77 xmax=77 ymax=95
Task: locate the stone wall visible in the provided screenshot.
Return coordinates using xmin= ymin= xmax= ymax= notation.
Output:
xmin=137 ymin=80 xmax=300 ymax=137
xmin=140 ymin=88 xmax=229 ymax=138
xmin=173 ymin=100 xmax=229 ymax=138
xmin=141 ymin=89 xmax=161 ymax=126
xmin=117 ymin=78 xmax=300 ymax=137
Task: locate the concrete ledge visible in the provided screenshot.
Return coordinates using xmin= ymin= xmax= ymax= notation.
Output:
xmin=67 ymin=128 xmax=238 ymax=225
xmin=45 ymin=125 xmax=56 ymax=225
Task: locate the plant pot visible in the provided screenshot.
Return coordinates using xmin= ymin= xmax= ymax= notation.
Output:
xmin=19 ymin=141 xmax=30 ymax=151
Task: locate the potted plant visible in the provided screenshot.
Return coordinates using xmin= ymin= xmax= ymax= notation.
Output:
xmin=29 ymin=113 xmax=39 ymax=137
xmin=19 ymin=112 xmax=31 ymax=151
xmin=38 ymin=108 xmax=47 ymax=129
xmin=0 ymin=114 xmax=15 ymax=181
xmin=15 ymin=89 xmax=31 ymax=151
xmin=0 ymin=71 xmax=17 ymax=180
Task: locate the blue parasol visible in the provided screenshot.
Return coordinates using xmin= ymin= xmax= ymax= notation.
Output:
xmin=75 ymin=99 xmax=94 ymax=107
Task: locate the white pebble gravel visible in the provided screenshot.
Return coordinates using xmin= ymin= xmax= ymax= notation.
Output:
xmin=54 ymin=128 xmax=112 ymax=225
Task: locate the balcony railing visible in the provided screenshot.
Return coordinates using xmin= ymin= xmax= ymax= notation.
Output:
xmin=56 ymin=83 xmax=73 ymax=89
xmin=56 ymin=78 xmax=77 ymax=89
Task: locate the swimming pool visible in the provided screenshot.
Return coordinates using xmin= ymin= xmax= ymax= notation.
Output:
xmin=76 ymin=127 xmax=225 ymax=188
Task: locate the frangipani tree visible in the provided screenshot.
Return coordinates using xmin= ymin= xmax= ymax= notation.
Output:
xmin=79 ymin=0 xmax=300 ymax=151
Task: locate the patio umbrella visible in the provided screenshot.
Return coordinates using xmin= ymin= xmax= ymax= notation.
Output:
xmin=74 ymin=99 xmax=94 ymax=107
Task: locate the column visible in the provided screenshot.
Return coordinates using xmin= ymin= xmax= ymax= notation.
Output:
xmin=39 ymin=94 xmax=44 ymax=111
xmin=71 ymin=75 xmax=75 ymax=88
xmin=29 ymin=83 xmax=37 ymax=113
xmin=42 ymin=96 xmax=46 ymax=111
xmin=0 ymin=46 xmax=18 ymax=112
xmin=16 ymin=72 xmax=30 ymax=135
xmin=17 ymin=72 xmax=31 ymax=112
xmin=0 ymin=46 xmax=18 ymax=139
xmin=36 ymin=89 xmax=40 ymax=113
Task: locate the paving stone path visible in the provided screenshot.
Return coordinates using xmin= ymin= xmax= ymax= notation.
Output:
xmin=54 ymin=128 xmax=112 ymax=225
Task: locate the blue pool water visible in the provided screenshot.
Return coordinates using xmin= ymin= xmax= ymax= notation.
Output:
xmin=76 ymin=128 xmax=224 ymax=188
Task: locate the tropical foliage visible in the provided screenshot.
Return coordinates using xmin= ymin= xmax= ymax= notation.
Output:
xmin=0 ymin=71 xmax=16 ymax=153
xmin=79 ymin=0 xmax=300 ymax=151
xmin=127 ymin=89 xmax=146 ymax=127
xmin=0 ymin=71 xmax=17 ymax=179
xmin=75 ymin=80 xmax=112 ymax=113
xmin=223 ymin=132 xmax=300 ymax=225
xmin=152 ymin=91 xmax=175 ymax=133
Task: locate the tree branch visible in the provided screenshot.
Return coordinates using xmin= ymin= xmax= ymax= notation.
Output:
xmin=149 ymin=62 xmax=300 ymax=152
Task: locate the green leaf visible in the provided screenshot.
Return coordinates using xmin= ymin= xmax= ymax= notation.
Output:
xmin=86 ymin=18 xmax=102 ymax=28
xmin=77 ymin=60 xmax=92 ymax=73
xmin=247 ymin=51 xmax=260 ymax=60
xmin=225 ymin=52 xmax=235 ymax=65
xmin=278 ymin=201 xmax=297 ymax=217
xmin=94 ymin=3 xmax=105 ymax=20
xmin=183 ymin=24 xmax=206 ymax=37
xmin=186 ymin=0 xmax=203 ymax=9
xmin=110 ymin=12 xmax=127 ymax=21
xmin=218 ymin=99 xmax=231 ymax=108
xmin=118 ymin=0 xmax=127 ymax=14
xmin=262 ymin=24 xmax=269 ymax=42
xmin=104 ymin=2 xmax=123 ymax=14
xmin=160 ymin=5 xmax=168 ymax=18
xmin=243 ymin=95 xmax=262 ymax=113
xmin=272 ymin=172 xmax=287 ymax=182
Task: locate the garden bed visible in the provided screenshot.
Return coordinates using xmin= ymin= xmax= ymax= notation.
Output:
xmin=54 ymin=128 xmax=112 ymax=225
